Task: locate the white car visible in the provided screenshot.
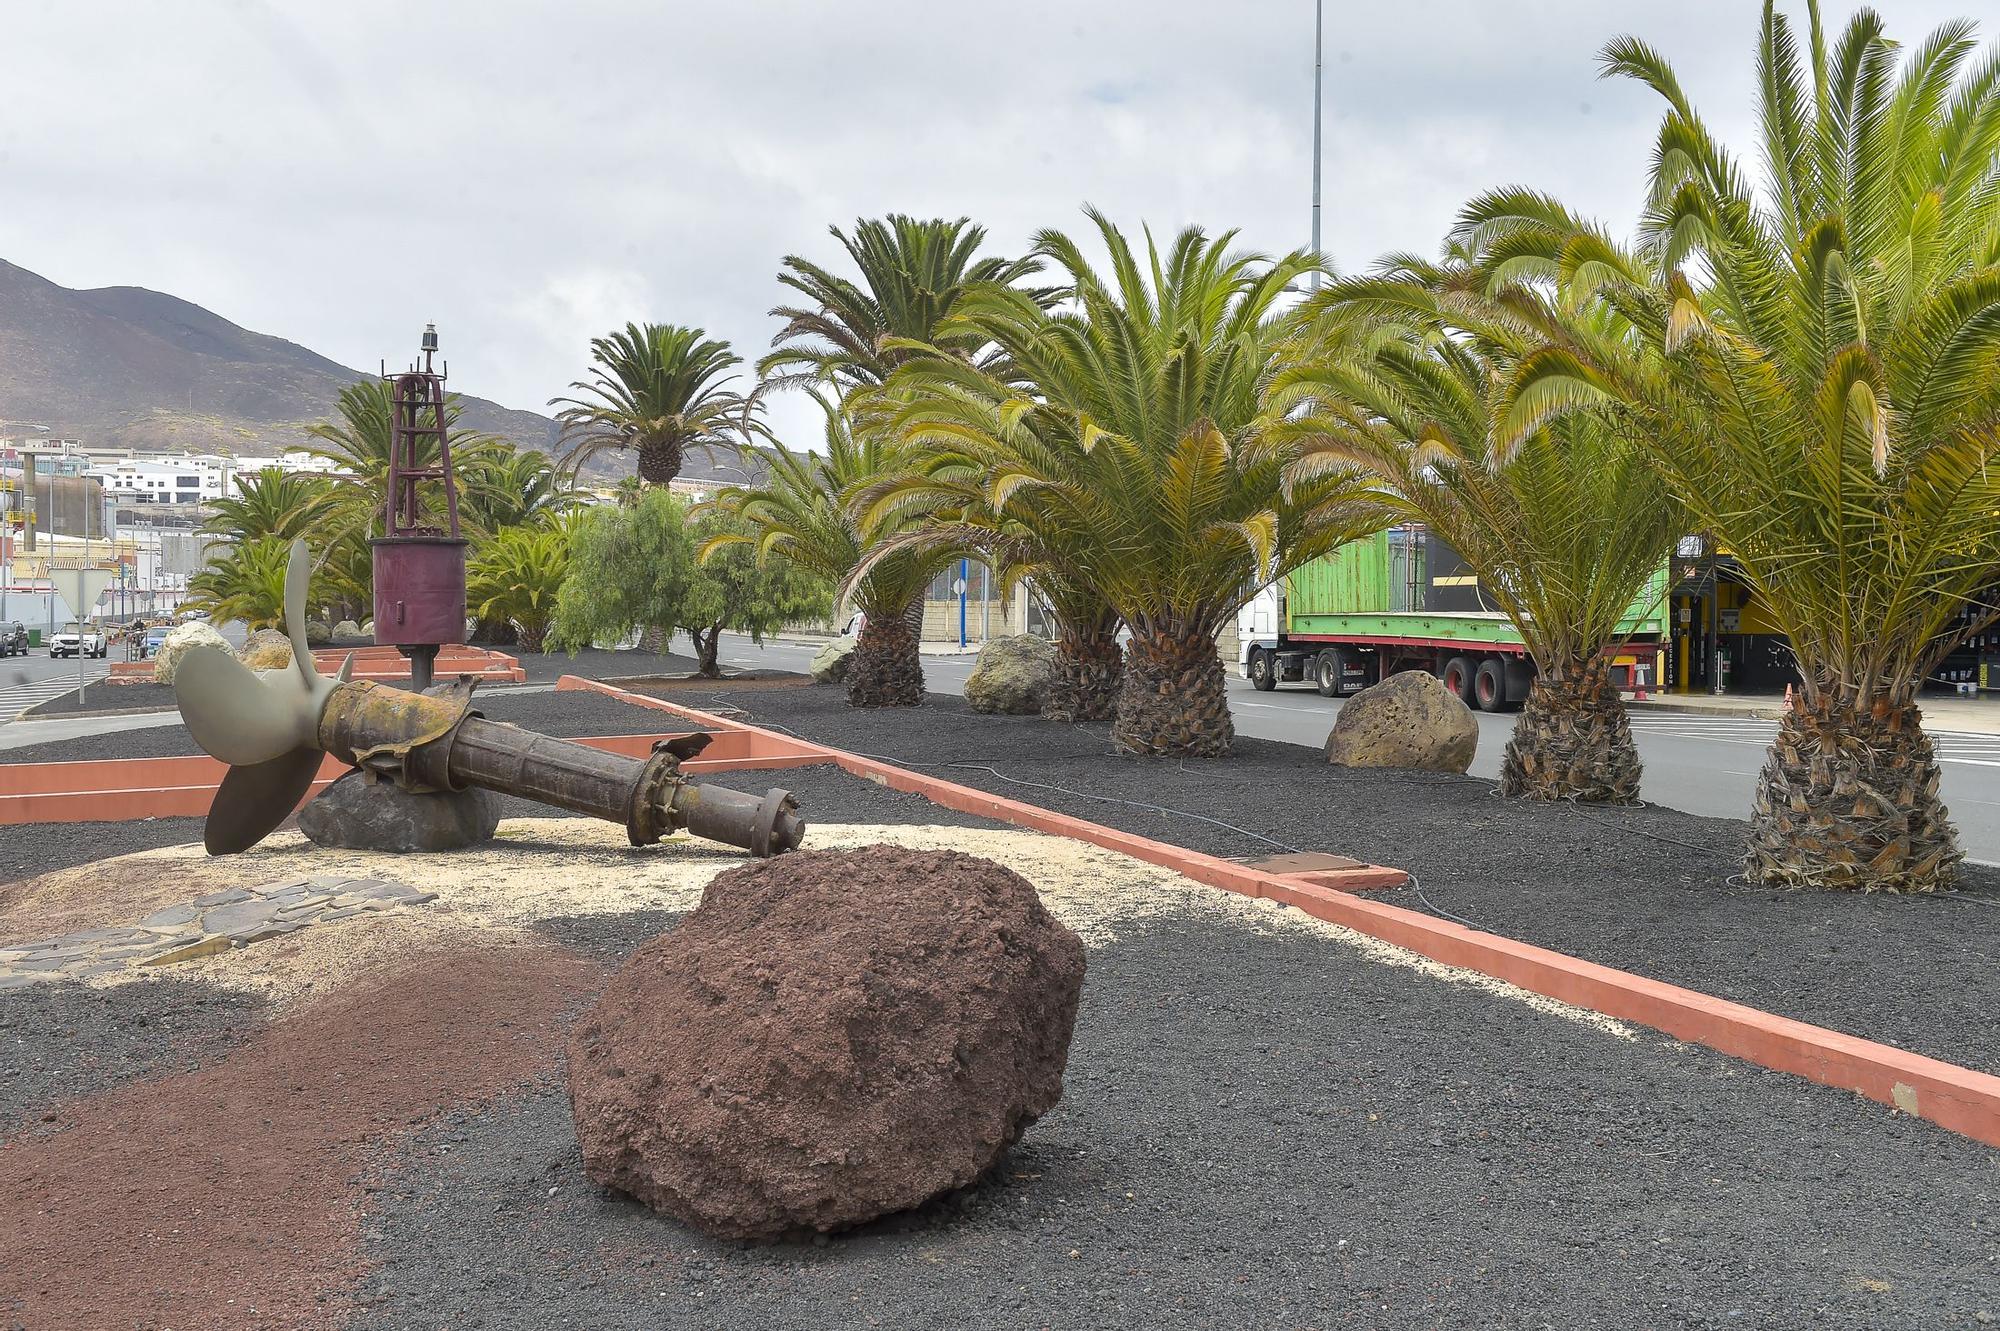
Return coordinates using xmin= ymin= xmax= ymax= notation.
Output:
xmin=49 ymin=622 xmax=107 ymax=659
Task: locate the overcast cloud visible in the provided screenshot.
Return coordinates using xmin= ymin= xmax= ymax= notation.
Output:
xmin=1 ymin=1 xmax=1983 ymax=448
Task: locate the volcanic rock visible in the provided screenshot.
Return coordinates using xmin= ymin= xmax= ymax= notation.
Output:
xmin=567 ymin=845 xmax=1087 ymax=1240
xmin=237 ymin=627 xmax=294 ymax=673
xmin=151 ymin=621 xmax=232 ymax=685
xmin=1324 ymin=668 xmax=1478 ymax=773
xmin=333 ymin=619 xmax=362 ymax=639
xmin=810 ymin=635 xmax=857 ymax=684
xmin=963 ymin=634 xmax=1056 ymax=715
xmin=297 ymin=771 xmax=501 ymax=852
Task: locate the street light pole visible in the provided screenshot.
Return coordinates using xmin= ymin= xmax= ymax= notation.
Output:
xmin=1310 ymin=0 xmax=1324 ymax=290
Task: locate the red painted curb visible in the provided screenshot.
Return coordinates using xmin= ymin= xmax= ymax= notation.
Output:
xmin=554 ymin=675 xmax=2000 ymax=1151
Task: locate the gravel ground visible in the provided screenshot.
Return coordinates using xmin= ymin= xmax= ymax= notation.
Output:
xmin=0 ymin=977 xmax=264 ymax=1136
xmin=686 ymin=684 xmax=2000 ymax=1079
xmin=24 ymin=680 xmax=177 ymax=717
xmin=352 ymin=897 xmax=2000 ymax=1331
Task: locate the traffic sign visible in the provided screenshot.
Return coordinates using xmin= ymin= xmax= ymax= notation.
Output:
xmin=51 ymin=566 xmax=114 ymax=621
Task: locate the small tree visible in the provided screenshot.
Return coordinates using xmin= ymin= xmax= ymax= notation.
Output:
xmin=552 ymin=491 xmax=828 ymax=675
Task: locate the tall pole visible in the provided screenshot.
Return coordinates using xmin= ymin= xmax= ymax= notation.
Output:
xmin=1310 ymin=0 xmax=1324 ymax=290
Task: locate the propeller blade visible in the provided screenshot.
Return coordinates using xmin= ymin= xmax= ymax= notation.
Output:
xmin=174 ymin=646 xmax=315 ymax=766
xmin=205 ymin=746 xmax=325 ymax=855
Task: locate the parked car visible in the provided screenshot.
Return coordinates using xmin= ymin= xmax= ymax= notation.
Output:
xmin=0 ymin=622 xmax=26 ymax=657
xmin=49 ymin=622 xmax=107 ymax=659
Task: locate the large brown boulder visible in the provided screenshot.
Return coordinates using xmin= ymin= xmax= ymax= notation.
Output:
xmin=963 ymin=634 xmax=1056 ymax=715
xmin=237 ymin=627 xmax=294 ymax=673
xmin=567 ymin=845 xmax=1086 ymax=1241
xmin=1324 ymin=668 xmax=1478 ymax=773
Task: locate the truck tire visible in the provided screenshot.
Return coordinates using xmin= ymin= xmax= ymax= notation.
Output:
xmin=1315 ymin=650 xmax=1342 ymax=697
xmin=1248 ymin=649 xmax=1277 ymax=692
xmin=1441 ymin=655 xmax=1478 ymax=705
xmin=1475 ymin=658 xmax=1509 ymax=713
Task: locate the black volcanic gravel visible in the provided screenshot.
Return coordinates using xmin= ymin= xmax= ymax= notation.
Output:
xmin=675 ymin=683 xmax=2000 ymax=1080
xmin=353 ymin=905 xmax=2000 ymax=1331
xmin=0 ymin=978 xmax=264 ymax=1135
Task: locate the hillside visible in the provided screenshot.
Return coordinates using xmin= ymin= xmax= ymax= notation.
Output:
xmin=0 ymin=258 xmax=555 ymax=454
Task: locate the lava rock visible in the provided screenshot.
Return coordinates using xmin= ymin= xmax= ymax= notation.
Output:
xmin=963 ymin=634 xmax=1056 ymax=715
xmin=297 ymin=771 xmax=501 ymax=852
xmin=1324 ymin=669 xmax=1478 ymax=773
xmin=151 ymin=622 xmax=232 ymax=685
xmin=303 ymin=620 xmax=333 ymax=647
xmin=810 ymin=635 xmax=857 ymax=684
xmin=237 ymin=628 xmax=295 ymax=673
xmin=566 ymin=845 xmax=1087 ymax=1241
xmin=333 ymin=619 xmax=362 ymax=638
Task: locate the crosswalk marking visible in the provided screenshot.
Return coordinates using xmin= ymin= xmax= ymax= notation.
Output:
xmin=1628 ymin=711 xmax=2000 ymax=767
xmin=0 ymin=666 xmax=112 ymax=721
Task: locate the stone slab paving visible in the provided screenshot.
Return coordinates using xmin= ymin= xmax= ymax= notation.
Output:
xmin=0 ymin=876 xmax=435 ymax=989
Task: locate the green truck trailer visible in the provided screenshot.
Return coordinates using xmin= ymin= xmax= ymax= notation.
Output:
xmin=1236 ymin=526 xmax=1670 ymax=710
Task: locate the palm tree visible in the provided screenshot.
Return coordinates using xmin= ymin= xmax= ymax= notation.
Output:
xmin=700 ymin=398 xmax=948 ymax=707
xmin=849 ymin=448 xmax=1125 ymax=722
xmin=1270 ymin=260 xmax=1684 ymax=802
xmin=880 ymin=211 xmax=1390 ymax=756
xmin=186 ymin=536 xmax=292 ymax=630
xmin=457 ymin=446 xmax=577 ymax=535
xmin=762 ymin=216 xmax=1043 ymax=392
xmin=468 ymin=520 xmax=576 ymax=653
xmin=551 ymin=323 xmax=768 ymax=486
xmin=1470 ymin=3 xmax=2000 ymax=890
xmin=201 ymin=467 xmax=332 ymax=543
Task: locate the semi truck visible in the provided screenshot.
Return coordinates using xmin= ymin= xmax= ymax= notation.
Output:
xmin=1236 ymin=526 xmax=1669 ymax=711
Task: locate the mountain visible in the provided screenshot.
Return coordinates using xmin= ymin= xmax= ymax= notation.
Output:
xmin=0 ymin=257 xmax=558 ymax=453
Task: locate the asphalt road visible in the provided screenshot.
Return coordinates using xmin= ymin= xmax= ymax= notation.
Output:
xmin=715 ymin=631 xmax=2000 ymax=864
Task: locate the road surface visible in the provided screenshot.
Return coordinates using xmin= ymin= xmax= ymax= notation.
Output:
xmin=713 ymin=631 xmax=2000 ymax=864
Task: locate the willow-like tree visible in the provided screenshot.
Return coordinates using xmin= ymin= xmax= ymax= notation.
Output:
xmin=1271 ymin=262 xmax=1683 ymax=801
xmin=701 ymin=400 xmax=947 ymax=705
xmin=551 ymin=323 xmax=768 ymax=486
xmin=881 ymin=211 xmax=1387 ymax=755
xmin=1470 ymin=2 xmax=2000 ymax=889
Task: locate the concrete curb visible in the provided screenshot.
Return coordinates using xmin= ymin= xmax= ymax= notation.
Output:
xmin=558 ymin=675 xmax=2000 ymax=1153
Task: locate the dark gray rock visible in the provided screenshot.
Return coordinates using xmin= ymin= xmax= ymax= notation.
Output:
xmin=298 ymin=771 xmax=501 ymax=852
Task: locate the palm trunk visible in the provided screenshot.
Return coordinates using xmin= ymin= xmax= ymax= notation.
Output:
xmin=1746 ymin=681 xmax=1960 ymax=893
xmin=1044 ymin=626 xmax=1123 ymax=723
xmin=638 ymin=624 xmax=672 ymax=655
xmin=1500 ymin=653 xmax=1641 ymax=803
xmin=1112 ymin=621 xmax=1232 ymax=757
xmin=517 ymin=620 xmax=548 ymax=654
xmin=635 ymin=435 xmax=685 ymax=486
xmin=848 ymin=606 xmax=924 ymax=708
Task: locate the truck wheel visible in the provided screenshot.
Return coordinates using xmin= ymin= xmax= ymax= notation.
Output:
xmin=1441 ymin=655 xmax=1478 ymax=705
xmin=1475 ymin=658 xmax=1509 ymax=713
xmin=1249 ymin=649 xmax=1277 ymax=692
xmin=1315 ymin=650 xmax=1342 ymax=697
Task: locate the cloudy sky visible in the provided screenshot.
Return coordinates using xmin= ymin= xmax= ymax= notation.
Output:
xmin=1 ymin=1 xmax=1982 ymax=447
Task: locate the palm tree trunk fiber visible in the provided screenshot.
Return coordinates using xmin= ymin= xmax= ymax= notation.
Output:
xmin=1500 ymin=654 xmax=1641 ymax=803
xmin=848 ymin=608 xmax=924 ymax=708
xmin=636 ymin=436 xmax=685 ymax=486
xmin=1747 ymin=684 xmax=1961 ymax=893
xmin=1044 ymin=629 xmax=1123 ymax=723
xmin=1113 ymin=626 xmax=1232 ymax=757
